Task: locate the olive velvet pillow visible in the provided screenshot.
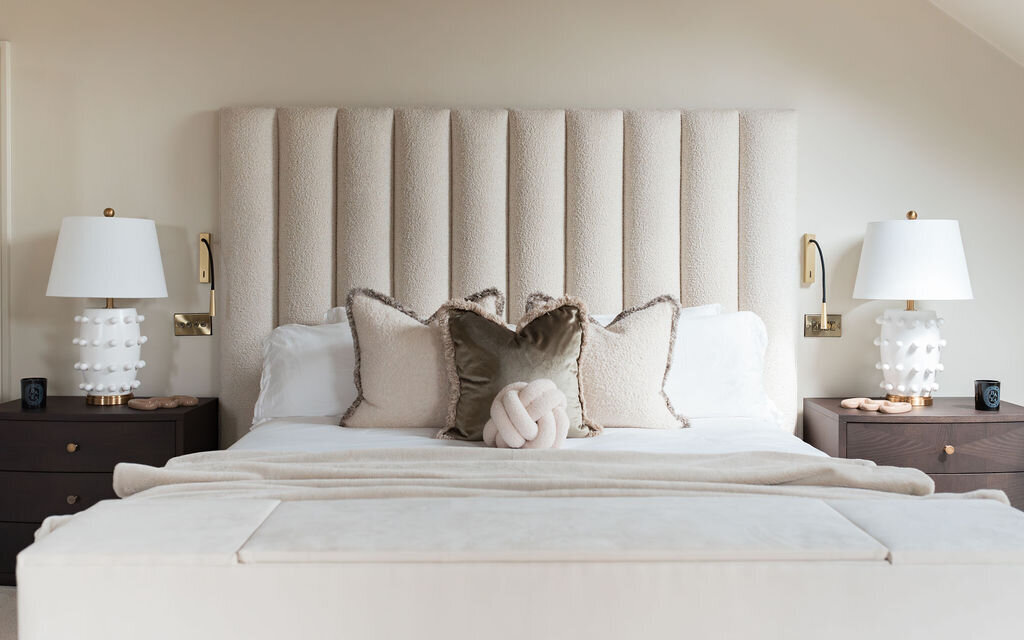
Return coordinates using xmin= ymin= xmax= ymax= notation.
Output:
xmin=437 ymin=296 xmax=601 ymax=441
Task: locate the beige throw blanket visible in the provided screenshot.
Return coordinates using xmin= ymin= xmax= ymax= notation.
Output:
xmin=110 ymin=447 xmax=995 ymax=503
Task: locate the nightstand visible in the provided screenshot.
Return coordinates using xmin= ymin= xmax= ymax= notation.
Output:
xmin=0 ymin=396 xmax=218 ymax=585
xmin=804 ymin=397 xmax=1024 ymax=508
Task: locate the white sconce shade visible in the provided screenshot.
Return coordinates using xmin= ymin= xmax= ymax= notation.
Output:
xmin=852 ymin=219 xmax=972 ymax=301
xmin=46 ymin=216 xmax=168 ymax=299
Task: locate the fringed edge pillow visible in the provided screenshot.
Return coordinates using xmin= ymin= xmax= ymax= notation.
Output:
xmin=436 ymin=295 xmax=601 ymax=440
xmin=526 ymin=293 xmax=686 ymax=429
xmin=341 ymin=287 xmax=505 ymax=428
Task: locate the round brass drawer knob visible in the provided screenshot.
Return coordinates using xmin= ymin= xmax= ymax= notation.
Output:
xmin=944 ymin=445 xmax=955 ymax=455
xmin=66 ymin=442 xmax=79 ymax=453
xmin=66 ymin=495 xmax=79 ymax=505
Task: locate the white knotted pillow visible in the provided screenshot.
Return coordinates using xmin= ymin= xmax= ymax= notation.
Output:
xmin=483 ymin=379 xmax=569 ymax=449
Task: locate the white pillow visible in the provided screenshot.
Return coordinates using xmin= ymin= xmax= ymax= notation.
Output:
xmin=666 ymin=311 xmax=781 ymax=426
xmin=323 ymin=306 xmax=347 ymax=324
xmin=252 ymin=322 xmax=356 ymax=427
xmin=591 ymin=302 xmax=720 ymax=326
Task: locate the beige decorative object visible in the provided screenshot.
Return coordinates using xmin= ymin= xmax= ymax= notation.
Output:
xmin=438 ymin=295 xmax=599 ymax=440
xmin=342 ymin=287 xmax=505 ymax=428
xmin=483 ymin=379 xmax=569 ymax=449
xmin=527 ymin=293 xmax=685 ymax=429
xmin=127 ymin=395 xmax=199 ymax=411
xmin=840 ymin=397 xmax=913 ymax=414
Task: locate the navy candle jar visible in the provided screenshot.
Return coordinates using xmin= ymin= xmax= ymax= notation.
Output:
xmin=975 ymin=379 xmax=1001 ymax=411
xmin=21 ymin=377 xmax=47 ymax=410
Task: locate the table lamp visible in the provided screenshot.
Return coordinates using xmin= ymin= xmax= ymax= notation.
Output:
xmin=852 ymin=211 xmax=972 ymax=406
xmin=46 ymin=208 xmax=168 ymax=405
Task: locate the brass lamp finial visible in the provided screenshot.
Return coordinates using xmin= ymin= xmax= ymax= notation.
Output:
xmin=103 ymin=207 xmax=115 ymax=217
xmin=906 ymin=210 xmax=918 ymax=220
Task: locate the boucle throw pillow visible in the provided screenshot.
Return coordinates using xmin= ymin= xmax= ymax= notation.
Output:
xmin=437 ymin=296 xmax=600 ymax=441
xmin=527 ymin=293 xmax=686 ymax=429
xmin=341 ymin=288 xmax=505 ymax=428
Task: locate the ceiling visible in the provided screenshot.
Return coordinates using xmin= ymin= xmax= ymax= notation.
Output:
xmin=931 ymin=0 xmax=1024 ymax=67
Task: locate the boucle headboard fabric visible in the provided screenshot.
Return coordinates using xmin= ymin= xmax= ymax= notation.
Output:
xmin=219 ymin=107 xmax=798 ymax=446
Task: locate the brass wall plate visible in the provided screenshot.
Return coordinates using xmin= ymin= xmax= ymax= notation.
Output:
xmin=802 ymin=234 xmax=816 ymax=284
xmin=174 ymin=313 xmax=213 ymax=336
xmin=199 ymin=233 xmax=211 ymax=284
xmin=804 ymin=314 xmax=841 ymax=337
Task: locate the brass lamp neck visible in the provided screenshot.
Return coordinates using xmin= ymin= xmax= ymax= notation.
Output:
xmin=105 ymin=298 xmax=114 ymax=309
xmin=906 ymin=299 xmax=915 ymax=311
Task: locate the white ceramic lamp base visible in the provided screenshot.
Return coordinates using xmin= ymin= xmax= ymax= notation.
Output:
xmin=874 ymin=309 xmax=945 ymax=406
xmin=71 ymin=307 xmax=148 ymax=405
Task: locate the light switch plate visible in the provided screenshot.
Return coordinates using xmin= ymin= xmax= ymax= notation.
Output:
xmin=174 ymin=313 xmax=213 ymax=336
xmin=804 ymin=314 xmax=841 ymax=337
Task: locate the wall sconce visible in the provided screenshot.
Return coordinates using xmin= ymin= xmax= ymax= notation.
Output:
xmin=802 ymin=234 xmax=841 ymax=337
xmin=174 ymin=233 xmax=215 ymax=336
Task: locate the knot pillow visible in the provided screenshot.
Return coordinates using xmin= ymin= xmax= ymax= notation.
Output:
xmin=483 ymin=379 xmax=569 ymax=449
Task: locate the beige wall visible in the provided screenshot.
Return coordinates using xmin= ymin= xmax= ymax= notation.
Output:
xmin=1 ymin=0 xmax=1022 ymax=419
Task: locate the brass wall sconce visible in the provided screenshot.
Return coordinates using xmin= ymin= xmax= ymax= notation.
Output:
xmin=174 ymin=233 xmax=215 ymax=336
xmin=802 ymin=234 xmax=841 ymax=337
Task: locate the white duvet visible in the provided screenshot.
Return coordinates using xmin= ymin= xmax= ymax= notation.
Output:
xmin=231 ymin=416 xmax=826 ymax=457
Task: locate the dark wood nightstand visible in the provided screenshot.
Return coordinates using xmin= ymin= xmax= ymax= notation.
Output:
xmin=0 ymin=396 xmax=218 ymax=585
xmin=804 ymin=397 xmax=1024 ymax=508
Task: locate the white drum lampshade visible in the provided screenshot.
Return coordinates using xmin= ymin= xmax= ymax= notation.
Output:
xmin=46 ymin=210 xmax=168 ymax=405
xmin=853 ymin=212 xmax=972 ymax=406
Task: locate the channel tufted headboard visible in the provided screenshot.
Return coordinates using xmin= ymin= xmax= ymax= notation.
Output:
xmin=218 ymin=107 xmax=797 ymax=446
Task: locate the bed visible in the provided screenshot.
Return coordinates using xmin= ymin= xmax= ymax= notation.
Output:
xmin=17 ymin=107 xmax=1024 ymax=639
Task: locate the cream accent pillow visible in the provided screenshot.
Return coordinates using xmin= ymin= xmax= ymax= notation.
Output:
xmin=527 ymin=293 xmax=685 ymax=429
xmin=341 ymin=288 xmax=505 ymax=428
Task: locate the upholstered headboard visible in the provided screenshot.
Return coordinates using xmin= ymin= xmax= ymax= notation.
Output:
xmin=218 ymin=107 xmax=797 ymax=446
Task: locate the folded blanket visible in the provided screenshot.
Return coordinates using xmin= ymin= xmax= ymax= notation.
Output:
xmin=110 ymin=447 xmax=975 ymax=503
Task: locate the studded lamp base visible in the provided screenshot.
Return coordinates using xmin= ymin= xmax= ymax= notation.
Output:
xmin=874 ymin=309 xmax=945 ymax=403
xmin=71 ymin=307 xmax=149 ymax=403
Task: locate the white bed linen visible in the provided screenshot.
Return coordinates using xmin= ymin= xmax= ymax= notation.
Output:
xmin=232 ymin=416 xmax=826 ymax=456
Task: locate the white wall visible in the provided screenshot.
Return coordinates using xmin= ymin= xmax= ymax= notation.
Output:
xmin=1 ymin=0 xmax=1022 ymax=422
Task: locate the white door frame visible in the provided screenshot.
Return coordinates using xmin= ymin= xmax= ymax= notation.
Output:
xmin=0 ymin=42 xmax=12 ymax=400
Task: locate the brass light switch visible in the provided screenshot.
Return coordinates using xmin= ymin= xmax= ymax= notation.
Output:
xmin=804 ymin=314 xmax=841 ymax=338
xmin=174 ymin=313 xmax=213 ymax=336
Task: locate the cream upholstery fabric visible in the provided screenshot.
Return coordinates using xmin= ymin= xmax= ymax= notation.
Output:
xmin=219 ymin=107 xmax=799 ymax=442
xmin=337 ymin=108 xmax=393 ymax=297
xmin=278 ymin=107 xmax=337 ymax=325
xmin=739 ymin=111 xmax=799 ymax=432
xmin=451 ymin=110 xmax=508 ymax=299
xmin=623 ymin=110 xmax=681 ymax=306
xmin=220 ymin=108 xmax=277 ymax=449
xmin=681 ymin=110 xmax=740 ymax=311
xmin=565 ymin=110 xmax=623 ymax=313
xmin=508 ymin=110 xmax=566 ymax=320
xmin=393 ymin=109 xmax=450 ymax=313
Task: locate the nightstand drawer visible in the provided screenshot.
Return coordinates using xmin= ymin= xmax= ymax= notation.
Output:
xmin=931 ymin=473 xmax=1024 ymax=508
xmin=0 ymin=471 xmax=116 ymax=522
xmin=847 ymin=421 xmax=1024 ymax=474
xmin=0 ymin=420 xmax=175 ymax=472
